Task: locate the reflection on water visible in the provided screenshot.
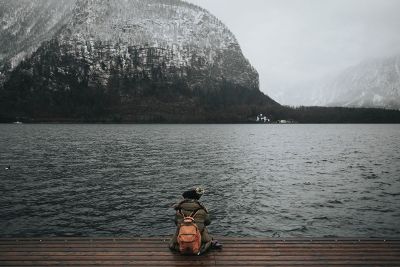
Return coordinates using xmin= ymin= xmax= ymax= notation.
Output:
xmin=0 ymin=124 xmax=399 ymax=237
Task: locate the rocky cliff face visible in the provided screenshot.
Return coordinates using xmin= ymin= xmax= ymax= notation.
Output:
xmin=0 ymin=0 xmax=275 ymax=122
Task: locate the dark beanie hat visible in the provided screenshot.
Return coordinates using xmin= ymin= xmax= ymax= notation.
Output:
xmin=182 ymin=187 xmax=204 ymax=200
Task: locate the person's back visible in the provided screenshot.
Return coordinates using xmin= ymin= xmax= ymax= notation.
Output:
xmin=169 ymin=188 xmax=212 ymax=255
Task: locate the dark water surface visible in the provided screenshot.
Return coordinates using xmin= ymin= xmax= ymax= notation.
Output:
xmin=0 ymin=124 xmax=399 ymax=238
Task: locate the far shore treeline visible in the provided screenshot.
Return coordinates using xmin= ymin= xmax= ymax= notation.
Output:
xmin=1 ymin=94 xmax=400 ymax=124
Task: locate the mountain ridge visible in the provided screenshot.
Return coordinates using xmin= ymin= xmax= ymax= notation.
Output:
xmin=0 ymin=0 xmax=277 ymax=122
xmin=1 ymin=0 xmax=400 ymax=123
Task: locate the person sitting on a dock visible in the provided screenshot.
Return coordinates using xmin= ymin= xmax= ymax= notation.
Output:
xmin=169 ymin=187 xmax=212 ymax=255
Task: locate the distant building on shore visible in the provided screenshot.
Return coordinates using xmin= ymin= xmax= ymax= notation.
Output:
xmin=256 ymin=114 xmax=271 ymax=123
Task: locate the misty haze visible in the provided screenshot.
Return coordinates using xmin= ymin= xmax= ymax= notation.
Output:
xmin=188 ymin=0 xmax=400 ymax=109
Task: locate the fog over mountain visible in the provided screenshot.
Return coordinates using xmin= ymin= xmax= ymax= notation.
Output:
xmin=276 ymin=55 xmax=400 ymax=110
xmin=186 ymin=0 xmax=400 ymax=108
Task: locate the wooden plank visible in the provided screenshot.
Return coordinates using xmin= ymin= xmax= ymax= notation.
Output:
xmin=2 ymin=247 xmax=399 ymax=254
xmin=0 ymin=244 xmax=171 ymax=248
xmin=0 ymin=255 xmax=210 ymax=263
xmin=0 ymin=261 xmax=217 ymax=266
xmin=0 ymin=238 xmax=398 ymax=267
xmin=1 ymin=246 xmax=397 ymax=251
xmin=220 ymin=242 xmax=400 ymax=247
xmin=1 ymin=238 xmax=398 ymax=243
xmin=0 ymin=250 xmax=400 ymax=259
xmin=0 ymin=265 xmax=394 ymax=267
xmin=1 ymin=242 xmax=398 ymax=248
xmin=214 ymin=261 xmax=400 ymax=266
xmin=0 ymin=248 xmax=171 ymax=252
xmin=219 ymin=241 xmax=400 ymax=245
xmin=0 ymin=240 xmax=400 ymax=242
xmin=0 ymin=240 xmax=351 ymax=244
xmin=6 ymin=240 xmax=156 ymax=244
xmin=215 ymin=240 xmax=400 ymax=243
xmin=1 ymin=260 xmax=400 ymax=266
xmin=0 ymin=266 xmax=210 ymax=267
xmin=1 ymin=255 xmax=399 ymax=261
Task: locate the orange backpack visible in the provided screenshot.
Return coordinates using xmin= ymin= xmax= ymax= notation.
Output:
xmin=177 ymin=209 xmax=202 ymax=255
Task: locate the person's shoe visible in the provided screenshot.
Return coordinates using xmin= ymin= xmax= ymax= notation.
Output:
xmin=168 ymin=243 xmax=177 ymax=251
xmin=211 ymin=240 xmax=223 ymax=249
xmin=199 ymin=241 xmax=212 ymax=255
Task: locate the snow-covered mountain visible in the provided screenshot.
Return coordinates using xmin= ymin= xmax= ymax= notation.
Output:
xmin=0 ymin=0 xmax=76 ymax=69
xmin=312 ymin=55 xmax=400 ymax=109
xmin=0 ymin=0 xmax=274 ymax=122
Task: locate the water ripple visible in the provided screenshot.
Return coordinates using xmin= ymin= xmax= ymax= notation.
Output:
xmin=1 ymin=124 xmax=400 ymax=238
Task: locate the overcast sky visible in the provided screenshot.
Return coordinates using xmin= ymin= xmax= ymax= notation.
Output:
xmin=186 ymin=0 xmax=400 ymax=102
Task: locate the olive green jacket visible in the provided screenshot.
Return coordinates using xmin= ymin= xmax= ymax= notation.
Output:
xmin=173 ymin=199 xmax=211 ymax=232
xmin=169 ymin=199 xmax=212 ymax=250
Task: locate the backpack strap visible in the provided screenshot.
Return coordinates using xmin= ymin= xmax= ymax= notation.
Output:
xmin=190 ymin=208 xmax=201 ymax=218
xmin=179 ymin=208 xmax=202 ymax=219
xmin=175 ymin=199 xmax=208 ymax=213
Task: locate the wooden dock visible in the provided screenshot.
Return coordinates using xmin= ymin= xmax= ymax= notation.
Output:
xmin=0 ymin=238 xmax=399 ymax=266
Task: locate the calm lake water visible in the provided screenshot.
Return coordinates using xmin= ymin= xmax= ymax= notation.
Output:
xmin=0 ymin=124 xmax=399 ymax=238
